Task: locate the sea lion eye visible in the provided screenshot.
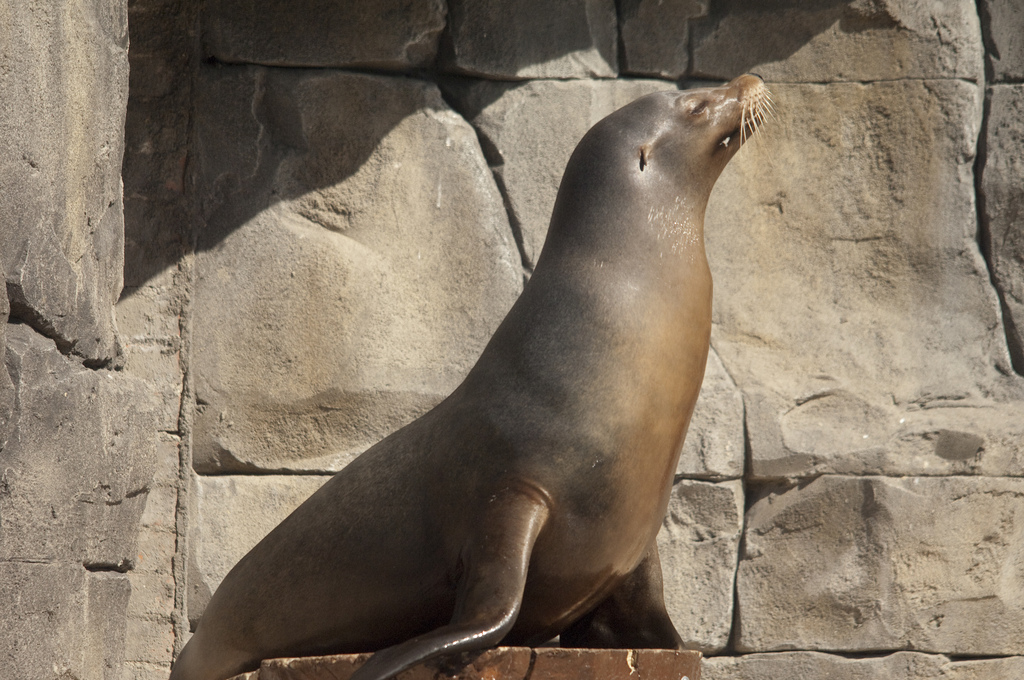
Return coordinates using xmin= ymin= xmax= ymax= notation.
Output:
xmin=690 ymin=101 xmax=707 ymax=116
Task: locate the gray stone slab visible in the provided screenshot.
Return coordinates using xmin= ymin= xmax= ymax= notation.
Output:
xmin=445 ymin=0 xmax=617 ymax=79
xmin=981 ymin=84 xmax=1024 ymax=376
xmin=189 ymin=475 xmax=329 ymax=624
xmin=705 ymin=651 xmax=1024 ymax=680
xmin=982 ymin=0 xmax=1024 ymax=82
xmin=0 ymin=562 xmax=88 ymax=680
xmin=745 ymin=388 xmax=1024 ymax=479
xmin=201 ymin=0 xmax=445 ymax=68
xmin=84 ymin=571 xmax=132 ymax=680
xmin=658 ymin=479 xmax=743 ymax=653
xmin=691 ymin=0 xmax=983 ymax=83
xmin=736 ymin=475 xmax=1024 ymax=655
xmin=679 ymin=348 xmax=744 ymax=480
xmin=191 ymin=68 xmax=522 ymax=473
xmin=704 ymin=80 xmax=1024 ymax=479
xmin=0 ymin=0 xmax=129 ymax=365
xmin=619 ymin=0 xmax=708 ymax=78
xmin=125 ymin=434 xmax=180 ymax=671
xmin=2 ymin=325 xmax=157 ymax=568
xmin=1 ymin=300 xmax=13 ymax=452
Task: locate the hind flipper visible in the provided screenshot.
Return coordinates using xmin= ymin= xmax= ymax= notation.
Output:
xmin=350 ymin=486 xmax=550 ymax=680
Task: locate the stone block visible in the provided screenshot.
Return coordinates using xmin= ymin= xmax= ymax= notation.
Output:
xmin=678 ymin=348 xmax=744 ymax=480
xmin=117 ymin=286 xmax=183 ymax=432
xmin=981 ymin=84 xmax=1024 ymax=375
xmin=735 ymin=476 xmax=1024 ymax=655
xmin=703 ymin=80 xmax=1024 ymax=478
xmin=982 ymin=0 xmax=1024 ymax=82
xmin=745 ymin=387 xmax=1024 ymax=479
xmin=2 ymin=324 xmax=158 ymax=568
xmin=189 ymin=475 xmax=329 ymax=623
xmin=120 ymin=0 xmax=192 ymax=439
xmin=691 ymin=0 xmax=983 ymax=83
xmin=0 ymin=562 xmax=88 ymax=680
xmin=124 ymin=661 xmax=177 ymax=680
xmin=0 ymin=564 xmax=131 ymax=680
xmin=201 ymin=0 xmax=445 ymax=68
xmin=132 ymin=434 xmax=177 ymax=658
xmin=191 ymin=67 xmax=522 ymax=473
xmin=1 ymin=302 xmax=13 ymax=452
xmin=84 ymin=571 xmax=132 ymax=680
xmin=123 ymin=599 xmax=176 ymax=666
xmin=445 ymin=0 xmax=617 ymax=79
xmin=0 ymin=0 xmax=129 ymax=365
xmin=619 ymin=0 xmax=708 ymax=78
xmin=233 ymin=648 xmax=702 ymax=680
xmin=658 ymin=480 xmax=743 ymax=653
xmin=704 ymin=651 xmax=1024 ymax=680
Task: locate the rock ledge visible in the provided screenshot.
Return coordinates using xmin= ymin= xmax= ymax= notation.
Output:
xmin=228 ymin=647 xmax=702 ymax=680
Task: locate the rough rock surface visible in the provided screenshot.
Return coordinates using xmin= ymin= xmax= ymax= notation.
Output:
xmin=0 ymin=300 xmax=13 ymax=452
xmin=691 ymin=0 xmax=983 ymax=83
xmin=745 ymin=389 xmax=1024 ymax=479
xmin=1 ymin=324 xmax=157 ymax=678
xmin=704 ymin=651 xmax=1024 ymax=680
xmin=982 ymin=0 xmax=1024 ymax=82
xmin=189 ymin=475 xmax=329 ymax=623
xmin=0 ymin=563 xmax=132 ymax=680
xmin=981 ymin=84 xmax=1024 ymax=375
xmin=191 ymin=68 xmax=522 ymax=474
xmin=118 ymin=0 xmax=193 ymax=434
xmin=0 ymin=0 xmax=130 ymax=366
xmin=658 ymin=480 xmax=743 ymax=653
xmin=678 ymin=349 xmax=744 ymax=480
xmin=705 ymin=80 xmax=1023 ymax=480
xmin=619 ymin=0 xmax=709 ymax=78
xmin=736 ymin=475 xmax=1024 ymax=654
xmin=445 ymin=0 xmax=617 ymax=79
xmin=202 ymin=0 xmax=446 ymax=68
xmin=124 ymin=434 xmax=181 ymax=680
xmin=2 ymin=325 xmax=156 ymax=569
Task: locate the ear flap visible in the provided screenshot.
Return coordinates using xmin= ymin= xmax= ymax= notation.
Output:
xmin=638 ymin=144 xmax=650 ymax=172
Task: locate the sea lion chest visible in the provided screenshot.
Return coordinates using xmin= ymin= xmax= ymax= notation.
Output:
xmin=444 ymin=253 xmax=712 ymax=633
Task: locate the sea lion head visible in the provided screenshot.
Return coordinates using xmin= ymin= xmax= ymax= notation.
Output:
xmin=544 ymin=74 xmax=771 ymax=260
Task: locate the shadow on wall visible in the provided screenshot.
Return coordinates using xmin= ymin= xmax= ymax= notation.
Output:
xmin=120 ymin=0 xmax=851 ymax=291
xmin=691 ymin=0 xmax=896 ymax=77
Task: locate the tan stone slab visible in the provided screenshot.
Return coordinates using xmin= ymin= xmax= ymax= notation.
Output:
xmin=228 ymin=648 xmax=702 ymax=680
xmin=191 ymin=68 xmax=522 ymax=474
xmin=704 ymin=79 xmax=1024 ymax=479
xmin=736 ymin=476 xmax=1024 ymax=655
xmin=691 ymin=0 xmax=982 ymax=82
xmin=445 ymin=0 xmax=617 ymax=79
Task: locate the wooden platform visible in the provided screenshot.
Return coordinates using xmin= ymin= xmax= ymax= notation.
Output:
xmin=229 ymin=647 xmax=702 ymax=680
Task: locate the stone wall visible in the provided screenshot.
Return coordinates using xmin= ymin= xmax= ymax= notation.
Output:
xmin=1 ymin=1 xmax=159 ymax=678
xmin=3 ymin=1 xmax=1023 ymax=679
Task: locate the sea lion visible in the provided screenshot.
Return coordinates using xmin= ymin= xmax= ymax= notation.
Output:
xmin=171 ymin=73 xmax=772 ymax=680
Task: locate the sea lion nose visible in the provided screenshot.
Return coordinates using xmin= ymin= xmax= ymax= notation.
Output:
xmin=749 ymin=72 xmax=764 ymax=81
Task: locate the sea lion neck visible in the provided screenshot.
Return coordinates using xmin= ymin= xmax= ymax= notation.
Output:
xmin=536 ymin=182 xmax=711 ymax=290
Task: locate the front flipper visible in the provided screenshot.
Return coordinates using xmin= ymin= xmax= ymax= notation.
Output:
xmin=350 ymin=486 xmax=551 ymax=680
xmin=560 ymin=544 xmax=683 ymax=649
